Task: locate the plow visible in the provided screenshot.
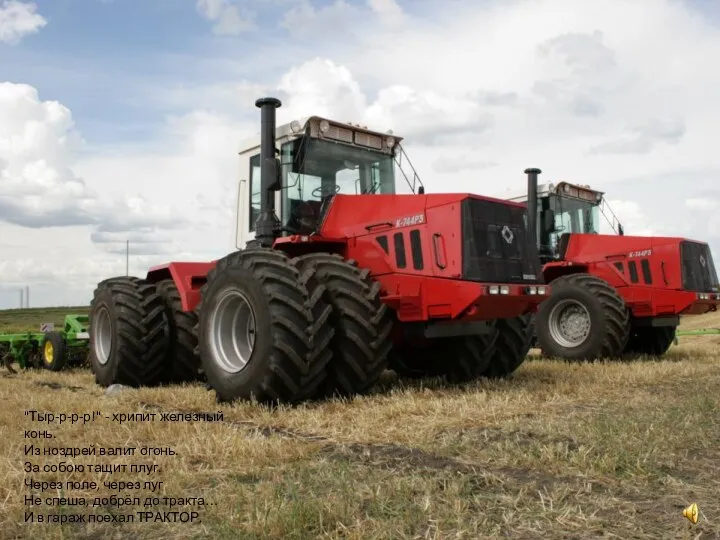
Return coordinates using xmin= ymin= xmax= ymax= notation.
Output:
xmin=0 ymin=314 xmax=90 ymax=372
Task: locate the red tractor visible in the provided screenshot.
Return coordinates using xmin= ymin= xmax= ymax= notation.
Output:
xmin=506 ymin=179 xmax=720 ymax=360
xmin=87 ymin=97 xmax=550 ymax=404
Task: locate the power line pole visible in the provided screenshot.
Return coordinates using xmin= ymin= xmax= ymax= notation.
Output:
xmin=20 ymin=288 xmax=24 ymax=309
xmin=126 ymin=240 xmax=129 ymax=276
xmin=26 ymin=286 xmax=30 ymax=308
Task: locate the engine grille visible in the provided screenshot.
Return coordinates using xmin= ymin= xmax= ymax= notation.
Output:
xmin=680 ymin=241 xmax=719 ymax=292
xmin=461 ymin=197 xmax=542 ymax=284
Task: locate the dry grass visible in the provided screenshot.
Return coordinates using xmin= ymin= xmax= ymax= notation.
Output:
xmin=0 ymin=309 xmax=718 ymax=539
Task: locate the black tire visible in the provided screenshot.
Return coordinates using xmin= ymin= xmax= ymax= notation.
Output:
xmin=294 ymin=253 xmax=393 ymax=398
xmin=195 ymin=248 xmax=333 ymax=404
xmin=528 ymin=313 xmax=538 ymax=349
xmin=624 ymin=326 xmax=677 ymax=356
xmin=41 ymin=331 xmax=66 ymax=372
xmin=389 ymin=327 xmax=499 ymax=383
xmin=536 ymin=273 xmax=630 ymax=361
xmin=156 ymin=279 xmax=202 ymax=383
xmin=482 ymin=315 xmax=533 ymax=378
xmin=89 ymin=276 xmax=170 ymax=387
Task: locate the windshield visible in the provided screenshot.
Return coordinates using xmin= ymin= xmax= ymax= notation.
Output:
xmin=538 ymin=194 xmax=600 ymax=258
xmin=279 ymin=137 xmax=396 ymax=232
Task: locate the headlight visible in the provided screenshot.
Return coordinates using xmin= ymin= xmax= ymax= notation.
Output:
xmin=489 ymin=285 xmax=499 ymax=295
xmin=500 ymin=285 xmax=510 ymax=295
xmin=319 ymin=120 xmax=330 ymax=133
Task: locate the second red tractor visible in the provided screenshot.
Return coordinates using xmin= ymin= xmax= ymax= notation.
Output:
xmin=507 ymin=179 xmax=720 ymax=360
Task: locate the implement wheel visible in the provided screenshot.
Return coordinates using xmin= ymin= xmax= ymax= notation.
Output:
xmin=89 ymin=276 xmax=170 ymax=387
xmin=195 ymin=248 xmax=334 ymax=404
xmin=41 ymin=331 xmax=66 ymax=372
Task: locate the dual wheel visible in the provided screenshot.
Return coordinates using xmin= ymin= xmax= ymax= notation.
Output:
xmin=534 ymin=273 xmax=676 ymax=360
xmin=195 ymin=250 xmax=393 ymax=403
xmin=88 ymin=275 xmax=203 ymax=388
xmin=88 ymin=249 xmax=393 ymax=404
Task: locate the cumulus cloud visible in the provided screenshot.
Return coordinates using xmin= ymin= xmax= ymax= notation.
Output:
xmin=280 ymin=0 xmax=405 ymax=39
xmin=277 ymin=58 xmax=368 ymax=121
xmin=0 ymin=0 xmax=46 ymax=44
xmin=196 ymin=0 xmax=254 ymax=35
xmin=589 ymin=118 xmax=686 ymax=155
xmin=686 ymin=197 xmax=718 ymax=211
xmin=0 ymin=82 xmax=189 ymax=254
xmin=5 ymin=0 xmax=720 ymax=307
xmin=367 ymin=0 xmax=404 ymax=25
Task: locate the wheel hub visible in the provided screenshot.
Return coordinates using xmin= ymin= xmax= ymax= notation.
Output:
xmin=92 ymin=306 xmax=112 ymax=365
xmin=548 ymin=299 xmax=591 ymax=348
xmin=208 ymin=288 xmax=257 ymax=374
xmin=44 ymin=341 xmax=54 ymax=364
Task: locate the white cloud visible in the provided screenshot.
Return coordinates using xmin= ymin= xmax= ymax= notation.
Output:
xmin=3 ymin=0 xmax=720 ymax=307
xmin=0 ymin=83 xmax=188 ymax=245
xmin=196 ymin=0 xmax=254 ymax=35
xmin=0 ymin=0 xmax=46 ymax=44
xmin=686 ymin=198 xmax=718 ymax=211
xmin=366 ymin=0 xmax=404 ymax=25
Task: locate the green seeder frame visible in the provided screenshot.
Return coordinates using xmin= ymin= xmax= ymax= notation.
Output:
xmin=0 ymin=314 xmax=90 ymax=369
xmin=673 ymin=327 xmax=720 ymax=345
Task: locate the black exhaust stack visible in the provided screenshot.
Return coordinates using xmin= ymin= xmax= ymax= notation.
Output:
xmin=524 ymin=168 xmax=540 ymax=244
xmin=255 ymin=97 xmax=283 ymax=247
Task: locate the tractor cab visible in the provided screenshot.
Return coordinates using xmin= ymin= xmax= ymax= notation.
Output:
xmin=236 ymin=116 xmax=416 ymax=249
xmin=507 ymin=181 xmax=623 ymax=263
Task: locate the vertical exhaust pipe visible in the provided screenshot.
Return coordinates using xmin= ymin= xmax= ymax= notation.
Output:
xmin=524 ymin=168 xmax=540 ymax=244
xmin=255 ymin=97 xmax=282 ymax=247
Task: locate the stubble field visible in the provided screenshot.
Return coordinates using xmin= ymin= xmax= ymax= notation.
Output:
xmin=0 ymin=306 xmax=718 ymax=539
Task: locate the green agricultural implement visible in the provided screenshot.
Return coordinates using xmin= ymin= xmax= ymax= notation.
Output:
xmin=0 ymin=314 xmax=90 ymax=371
xmin=672 ymin=327 xmax=720 ymax=345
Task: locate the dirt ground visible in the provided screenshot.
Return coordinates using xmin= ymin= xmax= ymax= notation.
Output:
xmin=0 ymin=309 xmax=718 ymax=539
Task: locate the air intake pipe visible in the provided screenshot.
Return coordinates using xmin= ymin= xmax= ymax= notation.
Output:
xmin=255 ymin=97 xmax=283 ymax=247
xmin=524 ymin=167 xmax=540 ymax=243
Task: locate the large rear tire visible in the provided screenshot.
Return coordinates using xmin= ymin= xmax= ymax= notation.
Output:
xmin=624 ymin=325 xmax=676 ymax=356
xmin=89 ymin=276 xmax=170 ymax=387
xmin=156 ymin=279 xmax=202 ymax=383
xmin=294 ymin=253 xmax=393 ymax=398
xmin=195 ymin=248 xmax=333 ymax=404
xmin=482 ymin=315 xmax=533 ymax=378
xmin=536 ymin=273 xmax=630 ymax=361
xmin=389 ymin=327 xmax=499 ymax=383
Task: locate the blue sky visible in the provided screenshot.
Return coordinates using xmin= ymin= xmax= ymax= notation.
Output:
xmin=1 ymin=0 xmax=720 ymax=307
xmin=0 ymin=0 xmax=442 ymax=145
